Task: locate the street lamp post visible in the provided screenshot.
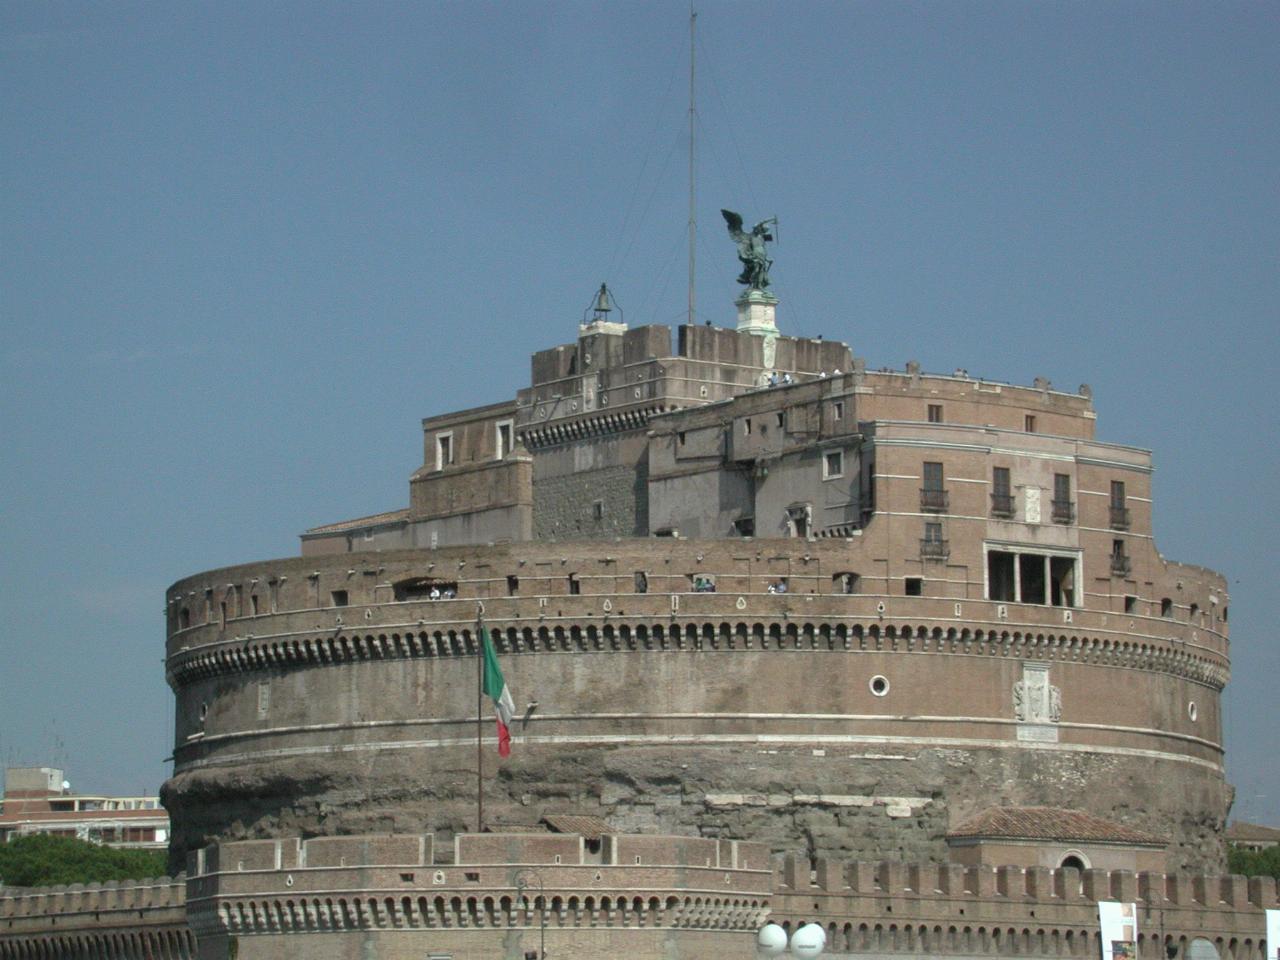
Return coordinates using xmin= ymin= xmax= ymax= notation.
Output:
xmin=513 ymin=868 xmax=546 ymax=960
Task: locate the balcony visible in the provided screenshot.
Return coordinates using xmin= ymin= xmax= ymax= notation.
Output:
xmin=1051 ymin=499 xmax=1075 ymax=524
xmin=920 ymin=538 xmax=950 ymax=560
xmin=990 ymin=493 xmax=1015 ymax=518
xmin=1110 ymin=554 xmax=1132 ymax=577
xmin=920 ymin=488 xmax=949 ymax=512
xmin=1110 ymin=505 xmax=1131 ymax=530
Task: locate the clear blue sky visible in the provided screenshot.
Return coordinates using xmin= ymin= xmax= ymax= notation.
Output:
xmin=2 ymin=2 xmax=1276 ymax=824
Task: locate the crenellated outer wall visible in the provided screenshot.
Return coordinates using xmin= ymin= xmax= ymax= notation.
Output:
xmin=162 ymin=536 xmax=1231 ymax=876
xmin=0 ymin=876 xmax=193 ymax=959
xmin=770 ymin=855 xmax=1278 ymax=960
xmin=3 ymin=841 xmax=1274 ymax=960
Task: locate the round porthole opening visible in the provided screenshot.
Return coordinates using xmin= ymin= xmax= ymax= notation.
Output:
xmin=199 ymin=702 xmax=209 ymax=721
xmin=869 ymin=675 xmax=890 ymax=697
xmin=1188 ymin=701 xmax=1198 ymax=722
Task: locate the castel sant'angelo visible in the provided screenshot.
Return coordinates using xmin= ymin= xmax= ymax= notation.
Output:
xmin=5 ymin=221 xmax=1276 ymax=960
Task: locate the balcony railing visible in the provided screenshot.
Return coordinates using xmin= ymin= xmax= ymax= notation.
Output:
xmin=920 ymin=538 xmax=950 ymax=560
xmin=1051 ymin=499 xmax=1075 ymax=524
xmin=1110 ymin=554 xmax=1132 ymax=577
xmin=920 ymin=488 xmax=949 ymax=512
xmin=990 ymin=493 xmax=1015 ymax=518
xmin=1110 ymin=505 xmax=1131 ymax=530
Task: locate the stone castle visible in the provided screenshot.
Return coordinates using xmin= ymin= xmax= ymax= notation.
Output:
xmin=3 ymin=287 xmax=1270 ymax=959
xmin=163 ymin=287 xmax=1230 ymax=873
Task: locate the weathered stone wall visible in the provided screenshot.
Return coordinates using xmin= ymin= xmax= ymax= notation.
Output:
xmin=533 ymin=458 xmax=649 ymax=539
xmin=163 ymin=536 xmax=1231 ymax=875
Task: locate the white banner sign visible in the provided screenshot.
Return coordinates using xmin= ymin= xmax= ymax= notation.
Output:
xmin=1266 ymin=909 xmax=1279 ymax=960
xmin=1098 ymin=901 xmax=1138 ymax=960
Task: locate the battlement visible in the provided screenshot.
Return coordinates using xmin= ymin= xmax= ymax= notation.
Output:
xmin=773 ymin=856 xmax=1279 ymax=908
xmin=0 ymin=875 xmax=186 ymax=919
xmin=186 ymin=831 xmax=769 ymax=875
xmin=771 ymin=857 xmax=1277 ymax=960
xmin=0 ymin=876 xmax=194 ymax=959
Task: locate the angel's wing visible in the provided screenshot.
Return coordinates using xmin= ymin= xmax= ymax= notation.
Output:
xmin=721 ymin=209 xmax=744 ymax=234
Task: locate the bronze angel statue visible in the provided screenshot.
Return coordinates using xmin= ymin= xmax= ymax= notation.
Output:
xmin=721 ymin=209 xmax=777 ymax=290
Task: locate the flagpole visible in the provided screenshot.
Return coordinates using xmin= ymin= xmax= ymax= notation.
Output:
xmin=476 ymin=604 xmax=484 ymax=834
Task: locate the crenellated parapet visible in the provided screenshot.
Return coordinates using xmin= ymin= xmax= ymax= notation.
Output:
xmin=0 ymin=876 xmax=193 ymax=959
xmin=770 ymin=856 xmax=1278 ymax=959
xmin=184 ymin=832 xmax=772 ymax=959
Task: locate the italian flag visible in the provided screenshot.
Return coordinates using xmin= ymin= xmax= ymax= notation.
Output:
xmin=481 ymin=627 xmax=515 ymax=758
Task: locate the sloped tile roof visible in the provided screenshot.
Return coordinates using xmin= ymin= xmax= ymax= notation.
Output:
xmin=948 ymin=807 xmax=1166 ymax=846
xmin=1225 ymin=821 xmax=1280 ymax=843
xmin=303 ymin=508 xmax=409 ymax=536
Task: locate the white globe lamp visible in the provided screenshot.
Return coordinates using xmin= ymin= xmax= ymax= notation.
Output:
xmin=790 ymin=922 xmax=826 ymax=959
xmin=757 ymin=922 xmax=789 ymax=956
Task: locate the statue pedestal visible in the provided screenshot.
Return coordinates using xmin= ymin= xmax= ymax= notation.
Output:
xmin=735 ymin=289 xmax=779 ymax=337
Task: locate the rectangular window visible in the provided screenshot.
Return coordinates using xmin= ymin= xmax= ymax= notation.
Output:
xmin=1025 ymin=414 xmax=1037 ymax=433
xmin=250 ymin=594 xmax=260 ymax=616
xmin=1124 ymin=595 xmax=1137 ymax=613
xmin=733 ymin=517 xmax=755 ymax=537
xmin=1161 ymin=597 xmax=1173 ymax=618
xmin=1049 ymin=556 xmax=1075 ymax=606
xmin=1110 ymin=480 xmax=1130 ymax=529
xmin=1018 ymin=555 xmax=1046 ymax=604
xmin=568 ymin=574 xmax=581 ymax=595
xmin=928 ymin=404 xmax=943 ymax=423
xmin=1110 ymin=480 xmax=1126 ymax=507
xmin=921 ymin=461 xmax=947 ymax=511
xmin=330 ymin=590 xmax=349 ymax=607
xmin=987 ymin=551 xmax=1015 ymax=602
xmin=633 ymin=571 xmax=648 ymax=594
xmin=436 ymin=432 xmax=453 ymax=471
xmin=1111 ymin=539 xmax=1131 ymax=576
xmin=592 ymin=500 xmax=604 ymax=521
xmin=1052 ymin=473 xmax=1074 ymax=523
xmin=496 ymin=420 xmax=513 ymax=460
xmin=678 ymin=431 xmax=686 ymax=446
xmin=823 ymin=449 xmax=844 ymax=479
xmin=833 ymin=401 xmax=844 ymax=421
xmin=776 ymin=411 xmax=785 ymax=428
xmin=507 ymin=575 xmax=519 ymax=596
xmin=743 ymin=418 xmax=752 ymax=435
xmin=904 ymin=577 xmax=923 ymax=596
xmin=921 ymin=522 xmax=948 ymax=559
xmin=991 ymin=467 xmax=1014 ymax=517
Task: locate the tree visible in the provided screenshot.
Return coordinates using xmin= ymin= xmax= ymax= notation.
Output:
xmin=0 ymin=835 xmax=169 ymax=887
xmin=1226 ymin=843 xmax=1280 ymax=880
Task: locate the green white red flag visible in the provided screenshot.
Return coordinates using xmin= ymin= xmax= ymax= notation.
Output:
xmin=481 ymin=626 xmax=514 ymax=758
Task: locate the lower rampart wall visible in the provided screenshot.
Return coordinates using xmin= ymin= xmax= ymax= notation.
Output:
xmin=4 ymin=844 xmax=1272 ymax=960
xmin=770 ymin=856 xmax=1278 ymax=960
xmin=0 ymin=876 xmax=193 ymax=959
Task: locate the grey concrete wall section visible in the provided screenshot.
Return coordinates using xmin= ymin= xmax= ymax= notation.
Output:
xmin=648 ymin=470 xmax=752 ymax=539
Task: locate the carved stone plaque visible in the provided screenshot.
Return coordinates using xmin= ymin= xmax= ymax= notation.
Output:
xmin=1024 ymin=486 xmax=1041 ymax=524
xmin=1013 ymin=662 xmax=1061 ymax=742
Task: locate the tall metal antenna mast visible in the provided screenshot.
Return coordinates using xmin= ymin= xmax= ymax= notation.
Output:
xmin=687 ymin=4 xmax=696 ymax=327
